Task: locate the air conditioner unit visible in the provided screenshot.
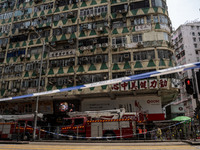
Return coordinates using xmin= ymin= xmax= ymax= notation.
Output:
xmin=119 ymin=43 xmax=125 ymax=47
xmin=102 ymin=43 xmax=108 ymax=47
xmin=97 ymin=27 xmax=103 ymax=32
xmin=124 ymin=53 xmax=130 ymax=59
xmin=96 ymin=44 xmax=102 ymax=48
xmin=49 ymin=52 xmax=53 ymax=57
xmin=88 ymin=14 xmax=94 ymax=18
xmin=95 ymin=13 xmax=101 ymax=17
xmin=68 ymin=50 xmax=73 ymax=55
xmin=68 ymin=12 xmax=74 ymax=17
xmin=80 ymin=46 xmax=86 ymax=50
xmin=61 ymin=51 xmax=67 ymax=56
xmin=117 ymin=10 xmax=122 ymax=13
xmin=26 ymin=54 xmax=31 ymax=58
xmin=112 ymin=45 xmax=117 ymax=49
xmin=12 ymin=88 xmax=18 ymax=93
xmin=137 ymin=42 xmax=143 ymax=48
xmin=20 ymin=54 xmax=25 ymax=58
xmin=130 ymin=17 xmax=134 ymax=21
xmin=87 ymin=45 xmax=93 ymax=49
xmin=82 ymin=24 xmax=88 ymax=30
xmin=68 ymin=39 xmax=74 ymax=44
xmin=21 ymin=87 xmax=26 ymax=91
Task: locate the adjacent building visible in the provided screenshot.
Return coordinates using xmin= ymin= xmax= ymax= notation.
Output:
xmin=172 ymin=21 xmax=200 ymax=117
xmin=0 ymin=0 xmax=178 ymax=124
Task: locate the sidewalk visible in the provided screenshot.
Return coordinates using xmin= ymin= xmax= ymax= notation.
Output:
xmin=0 ymin=139 xmax=199 ymax=145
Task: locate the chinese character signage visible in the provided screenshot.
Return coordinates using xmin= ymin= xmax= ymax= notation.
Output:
xmin=111 ymin=79 xmax=168 ymax=91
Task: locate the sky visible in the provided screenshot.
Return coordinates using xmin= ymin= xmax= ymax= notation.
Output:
xmin=166 ymin=0 xmax=200 ymax=30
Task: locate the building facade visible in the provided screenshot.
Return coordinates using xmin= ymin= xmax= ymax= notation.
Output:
xmin=172 ymin=22 xmax=200 ymax=117
xmin=0 ymin=0 xmax=178 ymax=122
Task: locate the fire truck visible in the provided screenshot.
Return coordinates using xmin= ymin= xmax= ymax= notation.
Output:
xmin=0 ymin=114 xmax=44 ymax=141
xmin=61 ymin=108 xmax=137 ymax=140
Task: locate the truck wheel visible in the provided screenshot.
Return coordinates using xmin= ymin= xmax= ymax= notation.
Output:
xmin=103 ymin=132 xmax=116 ymax=141
xmin=22 ymin=134 xmax=30 ymax=141
xmin=66 ymin=133 xmax=76 ymax=140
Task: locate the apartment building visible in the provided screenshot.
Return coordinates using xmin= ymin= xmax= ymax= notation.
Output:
xmin=0 ymin=0 xmax=178 ymax=122
xmin=172 ymin=22 xmax=200 ymax=117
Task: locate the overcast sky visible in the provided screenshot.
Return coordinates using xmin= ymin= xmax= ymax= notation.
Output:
xmin=166 ymin=0 xmax=200 ymax=30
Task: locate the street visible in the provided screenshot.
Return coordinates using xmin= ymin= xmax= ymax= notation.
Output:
xmin=0 ymin=142 xmax=200 ymax=150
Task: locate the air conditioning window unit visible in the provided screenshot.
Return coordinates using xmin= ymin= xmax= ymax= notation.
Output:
xmin=87 ymin=45 xmax=93 ymax=49
xmin=119 ymin=43 xmax=125 ymax=47
xmin=61 ymin=51 xmax=67 ymax=56
xmin=124 ymin=53 xmax=130 ymax=59
xmin=112 ymin=45 xmax=117 ymax=49
xmin=68 ymin=39 xmax=74 ymax=44
xmin=102 ymin=43 xmax=108 ymax=47
xmin=96 ymin=43 xmax=102 ymax=48
xmin=137 ymin=42 xmax=143 ymax=48
xmin=26 ymin=54 xmax=31 ymax=58
xmin=97 ymin=27 xmax=103 ymax=31
xmin=12 ymin=88 xmax=18 ymax=93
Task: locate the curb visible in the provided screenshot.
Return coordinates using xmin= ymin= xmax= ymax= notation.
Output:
xmin=0 ymin=141 xmax=29 ymax=144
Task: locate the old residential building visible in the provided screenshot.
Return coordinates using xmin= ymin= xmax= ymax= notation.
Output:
xmin=172 ymin=22 xmax=200 ymax=117
xmin=0 ymin=0 xmax=178 ymax=123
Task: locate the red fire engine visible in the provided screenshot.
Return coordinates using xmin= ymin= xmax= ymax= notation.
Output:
xmin=61 ymin=108 xmax=137 ymax=140
xmin=0 ymin=114 xmax=44 ymax=141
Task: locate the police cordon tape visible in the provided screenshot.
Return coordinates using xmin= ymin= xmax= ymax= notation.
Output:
xmin=37 ymin=120 xmax=190 ymax=140
xmin=0 ymin=62 xmax=200 ymax=102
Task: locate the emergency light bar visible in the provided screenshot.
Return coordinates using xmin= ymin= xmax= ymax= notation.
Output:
xmin=0 ymin=62 xmax=200 ymax=102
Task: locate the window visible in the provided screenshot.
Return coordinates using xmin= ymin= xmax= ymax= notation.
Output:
xmin=194 ymin=44 xmax=197 ymax=48
xmin=133 ymin=50 xmax=155 ymax=60
xmin=192 ymin=32 xmax=195 ymax=36
xmin=151 ymin=0 xmax=166 ymax=9
xmin=63 ymin=119 xmax=72 ymax=126
xmin=112 ymin=20 xmax=126 ymax=28
xmin=112 ymin=53 xmax=131 ymax=63
xmin=197 ymin=26 xmax=200 ymax=30
xmin=193 ymin=37 xmax=196 ymax=42
xmin=130 ymin=0 xmax=149 ymax=10
xmin=153 ymin=15 xmax=159 ymax=23
xmin=146 ymin=16 xmax=151 ymax=24
xmin=133 ymin=16 xmax=144 ymax=25
xmin=198 ymin=32 xmax=200 ymax=36
xmin=112 ymin=36 xmax=127 ymax=45
xmin=159 ymin=15 xmax=168 ymax=24
xmin=191 ymin=26 xmax=194 ymax=30
xmin=158 ymin=50 xmax=172 ymax=59
xmin=163 ymin=32 xmax=169 ymax=41
xmin=132 ymin=34 xmax=142 ymax=43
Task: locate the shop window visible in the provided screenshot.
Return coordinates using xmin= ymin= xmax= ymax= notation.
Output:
xmin=131 ymin=34 xmax=142 ymax=43
xmin=133 ymin=50 xmax=155 ymax=61
xmin=112 ymin=53 xmax=130 ymax=63
xmin=130 ymin=0 xmax=149 ymax=10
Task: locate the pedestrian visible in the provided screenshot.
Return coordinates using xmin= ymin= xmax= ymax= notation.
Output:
xmin=157 ymin=127 xmax=162 ymax=141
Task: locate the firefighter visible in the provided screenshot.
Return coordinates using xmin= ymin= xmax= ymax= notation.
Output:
xmin=157 ymin=128 xmax=162 ymax=141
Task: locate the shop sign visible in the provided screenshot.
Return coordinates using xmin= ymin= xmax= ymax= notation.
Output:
xmin=111 ymin=79 xmax=168 ymax=91
xmin=135 ymin=24 xmax=151 ymax=31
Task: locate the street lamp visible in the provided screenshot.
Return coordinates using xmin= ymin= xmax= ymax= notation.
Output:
xmin=31 ymin=26 xmax=45 ymax=141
